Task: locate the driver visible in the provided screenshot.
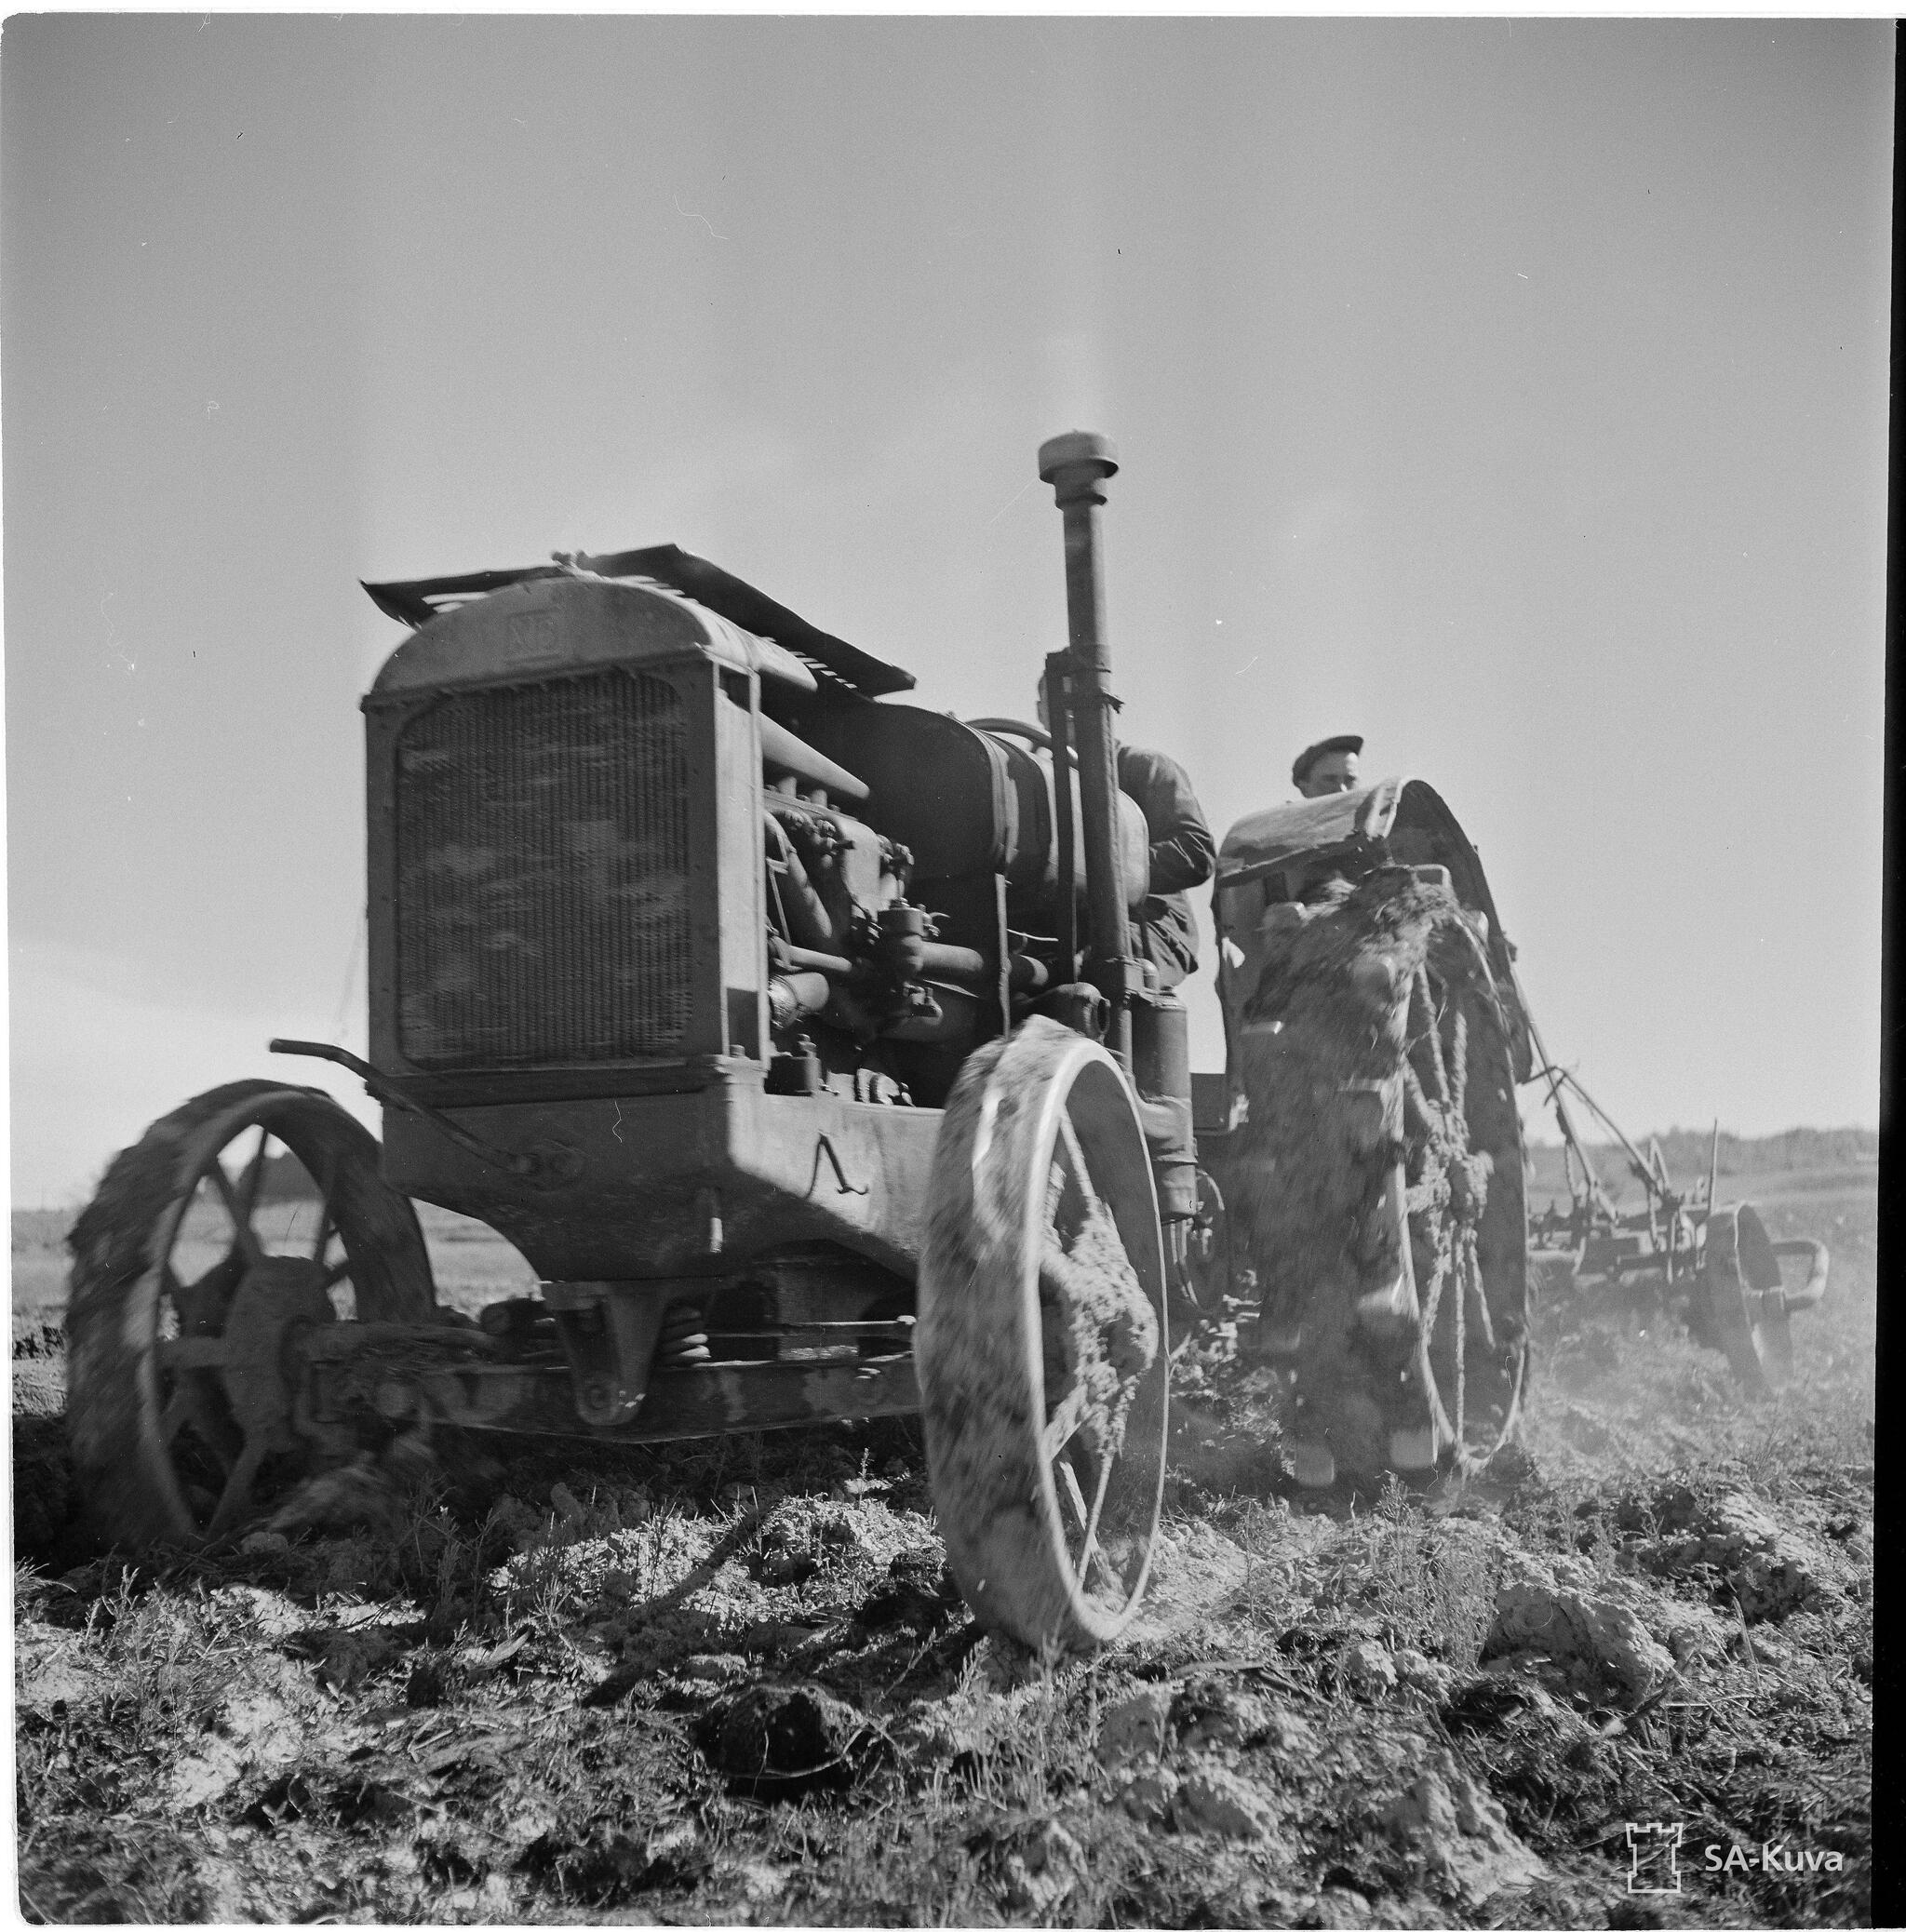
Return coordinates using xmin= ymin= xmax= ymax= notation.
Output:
xmin=1037 ymin=678 xmax=1215 ymax=986
xmin=1292 ymin=733 xmax=1362 ymax=798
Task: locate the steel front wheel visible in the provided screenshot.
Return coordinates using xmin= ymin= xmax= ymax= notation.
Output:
xmin=65 ymin=1081 xmax=436 ymax=1550
xmin=918 ymin=1017 xmax=1169 ymax=1649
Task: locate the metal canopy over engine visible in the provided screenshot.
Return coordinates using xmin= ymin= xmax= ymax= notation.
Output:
xmin=363 ymin=543 xmax=916 ymax=697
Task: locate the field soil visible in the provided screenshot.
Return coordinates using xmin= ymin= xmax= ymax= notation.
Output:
xmin=11 ymin=1155 xmax=1874 ymax=1926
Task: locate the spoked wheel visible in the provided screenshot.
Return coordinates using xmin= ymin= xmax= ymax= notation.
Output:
xmin=918 ymin=1017 xmax=1169 ymax=1649
xmin=1234 ymin=876 xmax=1529 ymax=1485
xmin=1702 ymin=1203 xmax=1792 ymax=1398
xmin=1393 ymin=916 xmax=1531 ymax=1473
xmin=1174 ymin=1168 xmax=1232 ymax=1315
xmin=65 ymin=1081 xmax=436 ymax=1550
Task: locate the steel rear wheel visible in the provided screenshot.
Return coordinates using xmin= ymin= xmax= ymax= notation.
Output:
xmin=1236 ymin=879 xmax=1529 ymax=1485
xmin=918 ymin=1017 xmax=1169 ymax=1649
xmin=1703 ymin=1203 xmax=1793 ymax=1398
xmin=1396 ymin=919 xmax=1530 ymax=1472
xmin=65 ymin=1081 xmax=436 ymax=1550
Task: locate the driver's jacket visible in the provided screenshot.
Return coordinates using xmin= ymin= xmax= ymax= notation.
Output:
xmin=1117 ymin=743 xmax=1216 ymax=987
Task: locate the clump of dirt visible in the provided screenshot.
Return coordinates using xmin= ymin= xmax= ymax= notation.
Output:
xmin=973 ymin=1816 xmax=1088 ymax=1914
xmin=692 ymin=1679 xmax=876 ymax=1793
xmin=13 ymin=1321 xmax=65 ymax=1359
xmin=1484 ymin=1546 xmax=1675 ymax=1697
xmin=857 ymin=1547 xmax=962 ymax=1633
xmin=1040 ymin=1196 xmax=1161 ymax=1465
xmin=12 ymin=1318 xmax=69 ymax=1423
xmin=1383 ymin=1746 xmax=1546 ymax=1903
xmin=1619 ymin=1482 xmax=1833 ymax=1621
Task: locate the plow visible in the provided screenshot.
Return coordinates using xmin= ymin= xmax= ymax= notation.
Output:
xmin=1523 ymin=1055 xmax=1829 ymax=1399
xmin=61 ymin=430 xmax=1827 ymax=1652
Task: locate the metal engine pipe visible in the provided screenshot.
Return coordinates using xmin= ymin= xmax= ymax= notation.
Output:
xmin=763 ymin=814 xmax=838 ymax=955
xmin=758 ymin=714 xmax=869 ymax=804
xmin=915 ymin=941 xmax=989 ymax=982
xmin=1131 ymin=992 xmax=1197 ymax=1220
xmin=1040 ymin=430 xmax=1134 ymax=1062
xmin=771 ymin=940 xmax=853 ymax=977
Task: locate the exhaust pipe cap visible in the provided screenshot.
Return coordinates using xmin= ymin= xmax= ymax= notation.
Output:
xmin=1038 ymin=429 xmax=1119 ymax=484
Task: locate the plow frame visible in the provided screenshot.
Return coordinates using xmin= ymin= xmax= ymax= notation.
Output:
xmin=1526 ymin=1058 xmax=1829 ymax=1392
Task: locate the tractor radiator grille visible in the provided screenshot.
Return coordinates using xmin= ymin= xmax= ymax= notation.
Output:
xmin=395 ymin=670 xmax=693 ymax=1068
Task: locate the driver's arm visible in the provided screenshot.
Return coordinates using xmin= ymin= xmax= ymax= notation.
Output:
xmin=1117 ymin=745 xmax=1215 ymax=895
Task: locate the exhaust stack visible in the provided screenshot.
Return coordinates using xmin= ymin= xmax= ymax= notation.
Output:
xmin=1040 ymin=430 xmax=1139 ymax=1061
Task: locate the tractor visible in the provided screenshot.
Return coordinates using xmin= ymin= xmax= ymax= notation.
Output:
xmin=65 ymin=433 xmax=1192 ymax=1651
xmin=66 ymin=429 xmax=1809 ymax=1649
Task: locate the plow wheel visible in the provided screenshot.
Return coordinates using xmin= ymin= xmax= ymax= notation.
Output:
xmin=918 ymin=1017 xmax=1169 ymax=1649
xmin=65 ymin=1081 xmax=436 ymax=1550
xmin=1702 ymin=1203 xmax=1792 ymax=1398
xmin=1238 ymin=881 xmax=1528 ymax=1485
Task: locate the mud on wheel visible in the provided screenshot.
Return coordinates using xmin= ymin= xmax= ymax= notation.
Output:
xmin=64 ymin=1081 xmax=435 ymax=1550
xmin=1234 ymin=876 xmax=1529 ymax=1484
xmin=916 ymin=1017 xmax=1169 ymax=1649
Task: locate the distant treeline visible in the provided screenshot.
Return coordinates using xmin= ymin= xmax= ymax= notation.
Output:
xmin=1523 ymin=1125 xmax=1876 ymax=1205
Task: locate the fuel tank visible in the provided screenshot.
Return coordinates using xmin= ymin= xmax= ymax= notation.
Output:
xmin=774 ymin=698 xmax=1148 ymax=912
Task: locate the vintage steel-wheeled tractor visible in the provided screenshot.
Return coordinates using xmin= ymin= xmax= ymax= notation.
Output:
xmin=64 ymin=433 xmax=1195 ymax=1650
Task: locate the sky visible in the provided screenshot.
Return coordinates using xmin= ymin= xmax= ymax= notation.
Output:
xmin=3 ymin=16 xmax=1893 ymax=1205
